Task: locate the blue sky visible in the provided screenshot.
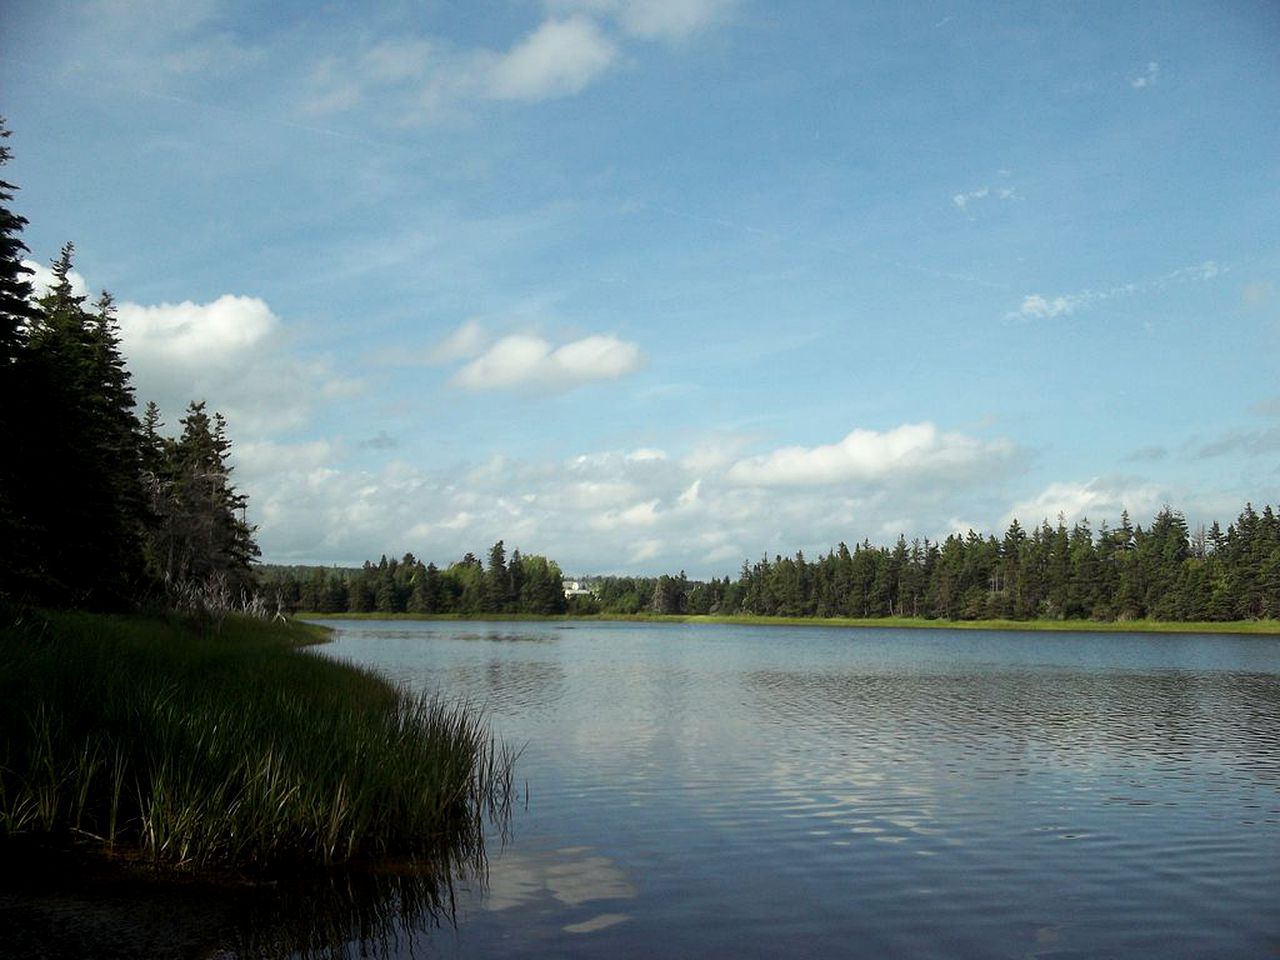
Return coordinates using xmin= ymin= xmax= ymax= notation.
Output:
xmin=4 ymin=1 xmax=1278 ymax=575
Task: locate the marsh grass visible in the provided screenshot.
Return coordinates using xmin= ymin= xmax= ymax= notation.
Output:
xmin=0 ymin=611 xmax=514 ymax=876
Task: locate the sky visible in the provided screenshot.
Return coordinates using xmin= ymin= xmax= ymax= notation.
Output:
xmin=3 ymin=1 xmax=1279 ymax=576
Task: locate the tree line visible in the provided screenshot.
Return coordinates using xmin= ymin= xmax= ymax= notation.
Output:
xmin=0 ymin=122 xmax=258 ymax=612
xmin=265 ymin=502 xmax=1280 ymax=624
xmin=259 ymin=540 xmax=568 ymax=616
xmin=579 ymin=504 xmax=1280 ymax=622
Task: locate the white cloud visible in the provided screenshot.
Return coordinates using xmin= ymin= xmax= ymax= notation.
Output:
xmin=114 ymin=294 xmax=331 ymax=433
xmin=239 ymin=420 xmax=1034 ymax=576
xmin=628 ymin=539 xmax=665 ymax=563
xmin=363 ymin=38 xmax=439 ymax=84
xmin=677 ymin=479 xmax=702 ymax=507
xmin=65 ymin=1 xmax=263 ymax=92
xmin=304 ymin=3 xmax=733 ymax=120
xmin=617 ymin=0 xmax=733 ymax=40
xmin=236 ymin=439 xmax=335 ymax=479
xmin=550 ymin=0 xmax=733 ymax=41
xmin=428 ymin=318 xmax=489 ymax=364
xmin=953 ymin=181 xmax=1021 ymax=213
xmin=488 ymin=16 xmax=617 ymax=101
xmin=1131 ymin=62 xmax=1159 ymax=89
xmin=304 ymin=18 xmax=619 ymax=117
xmin=107 ymin=290 xmax=352 ymax=436
xmin=23 ymin=258 xmax=90 ymax=300
xmin=117 ymin=295 xmax=278 ymax=365
xmin=1003 ymin=479 xmax=1167 ymax=529
xmin=1010 ymin=259 xmax=1223 ymax=321
xmin=952 ymin=186 xmax=988 ymax=211
xmin=591 ymin=499 xmax=662 ymax=531
xmin=727 ymin=423 xmax=1018 ymax=487
xmin=1014 ymin=293 xmax=1078 ymax=320
xmin=452 ymin=332 xmax=645 ymax=391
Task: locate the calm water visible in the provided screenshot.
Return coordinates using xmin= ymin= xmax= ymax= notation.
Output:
xmin=304 ymin=621 xmax=1280 ymax=959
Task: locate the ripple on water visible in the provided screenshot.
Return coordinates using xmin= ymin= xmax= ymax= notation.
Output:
xmin=312 ymin=622 xmax=1280 ymax=960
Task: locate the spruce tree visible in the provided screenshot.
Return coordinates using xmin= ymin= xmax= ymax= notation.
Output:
xmin=0 ymin=119 xmax=35 ymax=368
xmin=13 ymin=246 xmax=149 ymax=607
xmin=0 ymin=121 xmax=38 ymax=604
xmin=146 ymin=400 xmax=259 ymax=600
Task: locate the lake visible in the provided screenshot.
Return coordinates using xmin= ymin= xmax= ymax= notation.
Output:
xmin=301 ymin=620 xmax=1279 ymax=959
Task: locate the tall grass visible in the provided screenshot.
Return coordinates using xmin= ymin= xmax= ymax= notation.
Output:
xmin=0 ymin=610 xmax=515 ymax=875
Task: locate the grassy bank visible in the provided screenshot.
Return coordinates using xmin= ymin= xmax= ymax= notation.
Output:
xmin=297 ymin=610 xmax=1280 ymax=635
xmin=0 ymin=610 xmax=514 ymax=876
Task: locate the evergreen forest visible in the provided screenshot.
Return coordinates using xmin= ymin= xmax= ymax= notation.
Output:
xmin=0 ymin=122 xmax=257 ymax=613
xmin=265 ymin=503 xmax=1280 ymax=624
xmin=259 ymin=541 xmax=569 ymax=617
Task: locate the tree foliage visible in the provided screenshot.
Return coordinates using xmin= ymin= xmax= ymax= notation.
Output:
xmin=262 ymin=544 xmax=569 ymax=617
xmin=641 ymin=504 xmax=1280 ymax=624
xmin=0 ymin=126 xmax=259 ymax=612
xmin=279 ymin=502 xmax=1277 ymax=625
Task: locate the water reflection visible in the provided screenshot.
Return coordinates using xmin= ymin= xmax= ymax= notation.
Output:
xmin=222 ymin=860 xmax=467 ymax=960
xmin=488 ymin=848 xmax=634 ymax=910
xmin=476 ymin=659 xmax=566 ymax=717
xmin=452 ymin=629 xmax=555 ymax=644
xmin=310 ymin=622 xmax=1280 ymax=959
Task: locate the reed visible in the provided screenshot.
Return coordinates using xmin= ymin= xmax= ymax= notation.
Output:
xmin=0 ymin=610 xmax=514 ymax=875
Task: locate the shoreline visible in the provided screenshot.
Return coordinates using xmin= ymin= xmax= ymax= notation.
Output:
xmin=296 ymin=611 xmax=1280 ymax=636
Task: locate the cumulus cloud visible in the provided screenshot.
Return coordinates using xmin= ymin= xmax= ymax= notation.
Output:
xmin=117 ymin=295 xmax=278 ymax=366
xmin=23 ymin=258 xmax=90 ymax=300
xmin=33 ymin=263 xmax=360 ymax=436
xmin=113 ymin=294 xmax=336 ymax=434
xmin=488 ymin=16 xmax=617 ymax=101
xmin=1003 ymin=479 xmax=1166 ymax=529
xmin=238 ymin=418 xmax=1036 ymax=577
xmin=727 ymin=423 xmax=1018 ymax=487
xmin=451 ymin=333 xmax=645 ymax=391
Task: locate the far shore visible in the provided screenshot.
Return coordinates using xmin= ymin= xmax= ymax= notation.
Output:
xmin=295 ymin=611 xmax=1280 ymax=636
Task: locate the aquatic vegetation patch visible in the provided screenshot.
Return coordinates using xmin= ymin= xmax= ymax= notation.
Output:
xmin=0 ymin=611 xmax=515 ymax=875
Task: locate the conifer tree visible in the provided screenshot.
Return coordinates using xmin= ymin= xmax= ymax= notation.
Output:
xmin=145 ymin=400 xmax=259 ymax=599
xmin=13 ymin=246 xmax=148 ymax=607
xmin=0 ymin=119 xmax=34 ymax=369
xmin=0 ymin=119 xmax=37 ymax=602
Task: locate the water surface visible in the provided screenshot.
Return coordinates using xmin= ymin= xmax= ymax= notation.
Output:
xmin=306 ymin=621 xmax=1280 ymax=959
